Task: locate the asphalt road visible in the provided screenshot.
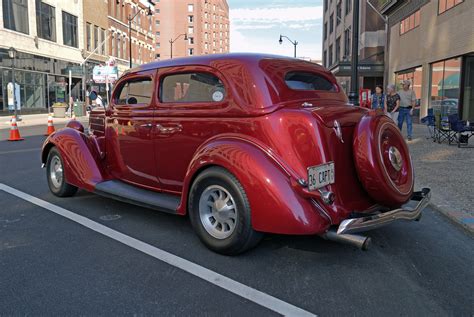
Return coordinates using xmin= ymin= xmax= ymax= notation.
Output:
xmin=0 ymin=129 xmax=473 ymax=316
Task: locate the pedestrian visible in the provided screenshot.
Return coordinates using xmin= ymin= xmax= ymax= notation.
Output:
xmin=385 ymin=84 xmax=400 ymax=124
xmin=397 ymin=80 xmax=417 ymax=141
xmin=370 ymin=85 xmax=385 ymax=111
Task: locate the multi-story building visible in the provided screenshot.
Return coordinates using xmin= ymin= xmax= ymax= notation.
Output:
xmin=154 ymin=0 xmax=229 ymax=60
xmin=322 ymin=0 xmax=386 ymax=94
xmin=83 ymin=0 xmax=109 ymax=97
xmin=108 ymin=0 xmax=155 ymax=74
xmin=378 ymin=0 xmax=473 ymax=120
xmin=0 ymin=0 xmax=85 ymax=115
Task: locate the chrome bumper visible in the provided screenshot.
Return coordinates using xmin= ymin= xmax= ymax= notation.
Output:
xmin=337 ymin=188 xmax=431 ymax=235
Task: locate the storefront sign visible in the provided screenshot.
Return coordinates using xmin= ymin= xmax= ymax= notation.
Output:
xmin=93 ymin=65 xmax=118 ymax=83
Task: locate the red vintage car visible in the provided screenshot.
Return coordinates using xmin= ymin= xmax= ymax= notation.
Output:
xmin=41 ymin=54 xmax=430 ymax=254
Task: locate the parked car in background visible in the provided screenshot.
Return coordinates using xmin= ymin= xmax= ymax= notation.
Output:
xmin=41 ymin=54 xmax=431 ymax=255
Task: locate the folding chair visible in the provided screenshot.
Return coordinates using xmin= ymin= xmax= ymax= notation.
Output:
xmin=420 ymin=108 xmax=435 ymax=140
xmin=448 ymin=114 xmax=474 ymax=148
xmin=434 ymin=112 xmax=455 ymax=144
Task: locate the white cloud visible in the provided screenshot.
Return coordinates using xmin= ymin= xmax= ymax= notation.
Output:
xmin=229 ymin=5 xmax=323 ymax=60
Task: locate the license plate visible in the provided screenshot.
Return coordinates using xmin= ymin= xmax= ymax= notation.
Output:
xmin=307 ymin=162 xmax=335 ymax=191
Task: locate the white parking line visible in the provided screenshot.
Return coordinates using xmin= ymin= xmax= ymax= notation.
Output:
xmin=0 ymin=183 xmax=316 ymax=317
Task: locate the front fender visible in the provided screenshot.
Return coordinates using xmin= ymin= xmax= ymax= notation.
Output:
xmin=42 ymin=128 xmax=106 ymax=192
xmin=179 ymin=137 xmax=330 ymax=235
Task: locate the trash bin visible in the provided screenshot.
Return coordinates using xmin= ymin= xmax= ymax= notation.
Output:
xmin=73 ymin=101 xmax=85 ymax=117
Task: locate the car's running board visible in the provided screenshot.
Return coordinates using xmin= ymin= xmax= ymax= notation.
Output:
xmin=94 ymin=180 xmax=180 ymax=214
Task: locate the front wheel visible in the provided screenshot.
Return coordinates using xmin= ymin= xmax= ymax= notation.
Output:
xmin=46 ymin=147 xmax=78 ymax=197
xmin=188 ymin=167 xmax=263 ymax=255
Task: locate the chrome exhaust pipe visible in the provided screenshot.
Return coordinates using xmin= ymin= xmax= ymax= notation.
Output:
xmin=322 ymin=229 xmax=371 ymax=251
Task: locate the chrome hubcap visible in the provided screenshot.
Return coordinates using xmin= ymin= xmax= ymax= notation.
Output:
xmin=49 ymin=156 xmax=63 ymax=188
xmin=388 ymin=146 xmax=403 ymax=172
xmin=199 ymin=185 xmax=237 ymax=239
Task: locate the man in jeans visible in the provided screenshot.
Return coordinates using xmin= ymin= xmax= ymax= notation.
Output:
xmin=397 ymin=80 xmax=417 ymax=141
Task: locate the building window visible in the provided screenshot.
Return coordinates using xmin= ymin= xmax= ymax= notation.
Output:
xmin=429 ymin=58 xmax=461 ymax=115
xmin=329 ymin=14 xmax=334 ymax=34
xmin=324 ymin=0 xmax=328 ymax=11
xmin=155 ymin=20 xmax=160 ymax=27
xmin=100 ymin=28 xmax=106 ymax=55
xmin=3 ymin=0 xmax=29 ymax=34
xmin=188 ymin=37 xmax=194 ymax=45
xmin=94 ymin=25 xmax=99 ymax=51
xmin=439 ymin=0 xmax=464 ymax=14
xmin=400 ymin=10 xmax=420 ymax=35
xmin=156 ymin=42 xmax=160 ymax=48
xmin=187 ymin=4 xmax=193 ymax=12
xmin=323 ymin=50 xmax=327 ymax=68
xmin=86 ymin=23 xmax=92 ymax=51
xmin=36 ymin=1 xmax=56 ymax=41
xmin=188 ymin=48 xmax=194 ymax=56
xmin=345 ymin=0 xmax=351 ymax=15
xmin=155 ymin=8 xmax=160 ymax=14
xmin=335 ymin=36 xmax=341 ymax=63
xmin=344 ymin=28 xmax=351 ymax=58
xmin=188 ymin=26 xmax=194 ymax=34
xmin=329 ymin=44 xmax=333 ymax=66
xmin=324 ymin=22 xmax=327 ymax=40
xmin=156 ymin=31 xmax=160 ymax=37
xmin=188 ymin=15 xmax=194 ymax=23
xmin=62 ymin=11 xmax=78 ymax=47
xmin=396 ymin=66 xmax=423 ymax=105
xmin=336 ymin=2 xmax=342 ymax=25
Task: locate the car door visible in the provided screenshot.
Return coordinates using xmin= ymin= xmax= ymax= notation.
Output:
xmin=153 ymin=67 xmax=230 ymax=194
xmin=106 ymin=71 xmax=160 ymax=189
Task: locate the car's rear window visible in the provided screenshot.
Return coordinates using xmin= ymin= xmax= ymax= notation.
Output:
xmin=285 ymin=71 xmax=336 ymax=91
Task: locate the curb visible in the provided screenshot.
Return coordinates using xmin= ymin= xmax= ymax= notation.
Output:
xmin=428 ymin=202 xmax=474 ymax=237
xmin=0 ymin=119 xmax=89 ymax=130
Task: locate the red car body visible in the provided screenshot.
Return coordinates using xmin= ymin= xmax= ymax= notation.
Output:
xmin=42 ymin=54 xmax=430 ymax=253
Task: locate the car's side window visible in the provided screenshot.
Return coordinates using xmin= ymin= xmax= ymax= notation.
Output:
xmin=116 ymin=79 xmax=152 ymax=105
xmin=160 ymin=72 xmax=226 ymax=103
xmin=285 ymin=71 xmax=336 ymax=92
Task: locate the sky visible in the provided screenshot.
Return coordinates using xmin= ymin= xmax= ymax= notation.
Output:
xmin=227 ymin=0 xmax=323 ymax=60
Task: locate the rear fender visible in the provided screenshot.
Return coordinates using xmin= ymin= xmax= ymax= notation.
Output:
xmin=41 ymin=128 xmax=106 ymax=192
xmin=179 ymin=137 xmax=330 ymax=235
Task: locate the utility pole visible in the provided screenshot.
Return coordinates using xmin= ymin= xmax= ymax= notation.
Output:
xmin=348 ymin=0 xmax=360 ymax=106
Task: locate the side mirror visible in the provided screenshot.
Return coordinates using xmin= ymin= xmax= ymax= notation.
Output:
xmin=89 ymin=91 xmax=98 ymax=101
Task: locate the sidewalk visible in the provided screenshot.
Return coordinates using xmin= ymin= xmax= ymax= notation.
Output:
xmin=406 ymin=123 xmax=474 ymax=233
xmin=0 ymin=113 xmax=88 ymax=129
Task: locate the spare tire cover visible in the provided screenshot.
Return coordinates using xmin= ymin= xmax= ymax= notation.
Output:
xmin=353 ymin=114 xmax=414 ymax=207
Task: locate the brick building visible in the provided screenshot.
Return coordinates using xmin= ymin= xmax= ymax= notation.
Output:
xmin=154 ymin=0 xmax=229 ymax=60
xmin=108 ymin=0 xmax=155 ymax=74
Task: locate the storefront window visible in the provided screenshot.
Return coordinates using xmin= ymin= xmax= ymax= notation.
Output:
xmin=36 ymin=1 xmax=56 ymax=42
xmin=396 ymin=66 xmax=423 ymax=101
xmin=429 ymin=57 xmax=461 ymax=116
xmin=462 ymin=56 xmax=474 ymax=121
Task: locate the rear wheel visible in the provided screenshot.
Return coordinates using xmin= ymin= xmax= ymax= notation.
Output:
xmin=188 ymin=167 xmax=263 ymax=255
xmin=46 ymin=147 xmax=78 ymax=197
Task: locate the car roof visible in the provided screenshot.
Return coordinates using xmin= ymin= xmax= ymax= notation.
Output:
xmin=127 ymin=53 xmax=325 ymax=74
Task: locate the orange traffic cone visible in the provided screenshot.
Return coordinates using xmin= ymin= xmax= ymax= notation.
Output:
xmin=45 ymin=114 xmax=55 ymax=136
xmin=8 ymin=116 xmax=24 ymax=141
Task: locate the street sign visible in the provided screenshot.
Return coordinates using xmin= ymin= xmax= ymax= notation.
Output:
xmin=93 ymin=65 xmax=118 ymax=83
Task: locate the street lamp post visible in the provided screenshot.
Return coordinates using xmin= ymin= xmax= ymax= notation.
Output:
xmin=8 ymin=47 xmax=18 ymax=120
xmin=279 ymin=35 xmax=298 ymax=58
xmin=125 ymin=3 xmax=153 ymax=68
xmin=348 ymin=0 xmax=360 ymax=106
xmin=169 ymin=34 xmax=188 ymax=59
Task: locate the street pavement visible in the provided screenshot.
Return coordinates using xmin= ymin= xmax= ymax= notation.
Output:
xmin=0 ymin=127 xmax=473 ymax=316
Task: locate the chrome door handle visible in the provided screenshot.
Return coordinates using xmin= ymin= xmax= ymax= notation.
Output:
xmin=140 ymin=123 xmax=154 ymax=128
xmin=156 ymin=124 xmax=183 ymax=134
